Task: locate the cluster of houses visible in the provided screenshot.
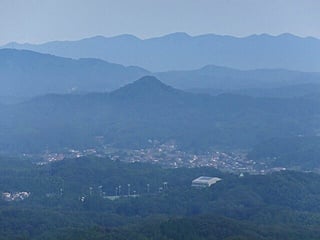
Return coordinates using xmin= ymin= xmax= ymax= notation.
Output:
xmin=2 ymin=191 xmax=30 ymax=201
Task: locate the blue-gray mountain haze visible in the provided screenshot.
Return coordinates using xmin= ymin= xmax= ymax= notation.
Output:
xmin=1 ymin=48 xmax=320 ymax=99
xmin=3 ymin=33 xmax=320 ymax=72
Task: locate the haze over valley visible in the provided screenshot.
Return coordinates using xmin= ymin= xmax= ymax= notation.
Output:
xmin=1 ymin=1 xmax=320 ymax=239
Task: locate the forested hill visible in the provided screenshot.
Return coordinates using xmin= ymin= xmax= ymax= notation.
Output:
xmin=1 ymin=48 xmax=320 ymax=98
xmin=0 ymin=76 xmax=319 ymax=153
xmin=249 ymin=136 xmax=320 ymax=170
xmin=0 ymin=48 xmax=149 ymax=97
xmin=2 ymin=156 xmax=320 ymax=239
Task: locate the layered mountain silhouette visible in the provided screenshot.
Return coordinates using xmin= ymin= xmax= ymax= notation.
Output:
xmin=110 ymin=76 xmax=185 ymax=101
xmin=1 ymin=49 xmax=320 ymax=98
xmin=157 ymin=65 xmax=320 ymax=92
xmin=3 ymin=33 xmax=320 ymax=72
xmin=0 ymin=76 xmax=319 ymax=153
xmin=0 ymin=48 xmax=149 ymax=97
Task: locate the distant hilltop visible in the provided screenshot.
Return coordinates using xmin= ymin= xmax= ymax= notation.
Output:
xmin=2 ymin=32 xmax=320 ymax=72
xmin=1 ymin=48 xmax=320 ymax=98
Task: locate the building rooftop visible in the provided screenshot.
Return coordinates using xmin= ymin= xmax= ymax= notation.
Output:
xmin=192 ymin=176 xmax=222 ymax=187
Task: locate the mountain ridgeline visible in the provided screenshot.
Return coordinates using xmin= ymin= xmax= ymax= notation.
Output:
xmin=0 ymin=48 xmax=149 ymax=97
xmin=2 ymin=32 xmax=320 ymax=240
xmin=1 ymin=49 xmax=320 ymax=99
xmin=0 ymin=76 xmax=319 ymax=159
xmin=158 ymin=65 xmax=320 ymax=97
xmin=3 ymin=33 xmax=320 ymax=72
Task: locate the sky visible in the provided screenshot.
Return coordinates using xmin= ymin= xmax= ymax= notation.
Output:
xmin=0 ymin=0 xmax=319 ymax=45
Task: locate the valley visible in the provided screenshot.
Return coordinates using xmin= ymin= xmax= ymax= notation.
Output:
xmin=1 ymin=2 xmax=320 ymax=238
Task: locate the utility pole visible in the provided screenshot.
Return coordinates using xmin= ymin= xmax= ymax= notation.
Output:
xmin=163 ymin=182 xmax=168 ymax=190
xmin=98 ymin=185 xmax=103 ymax=197
xmin=128 ymin=184 xmax=131 ymax=196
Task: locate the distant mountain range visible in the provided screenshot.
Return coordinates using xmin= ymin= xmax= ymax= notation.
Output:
xmin=157 ymin=65 xmax=320 ymax=94
xmin=1 ymin=49 xmax=320 ymax=98
xmin=3 ymin=33 xmax=320 ymax=72
xmin=0 ymin=76 xmax=319 ymax=154
xmin=0 ymin=48 xmax=149 ymax=97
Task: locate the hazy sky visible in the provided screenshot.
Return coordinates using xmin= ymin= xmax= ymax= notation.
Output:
xmin=0 ymin=0 xmax=319 ymax=44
